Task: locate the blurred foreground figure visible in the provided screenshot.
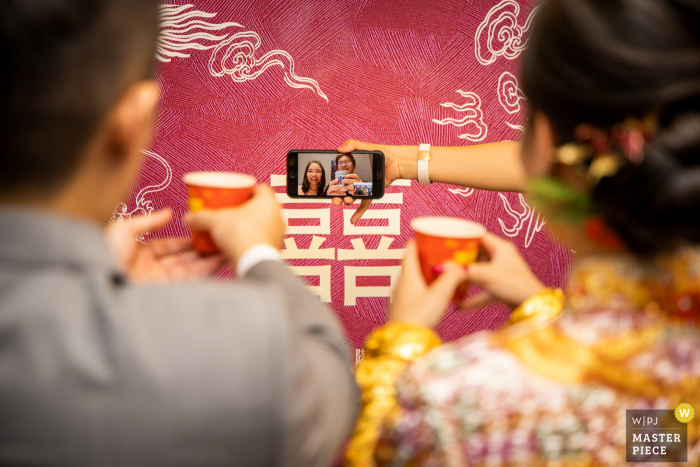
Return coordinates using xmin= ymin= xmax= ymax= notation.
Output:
xmin=0 ymin=1 xmax=356 ymax=465
xmin=344 ymin=0 xmax=700 ymax=465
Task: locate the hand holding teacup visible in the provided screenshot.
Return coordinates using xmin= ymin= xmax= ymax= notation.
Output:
xmin=327 ymin=173 xmax=362 ymax=196
xmin=458 ymin=232 xmax=546 ymax=310
xmin=388 ymin=240 xmax=470 ymax=328
xmin=411 ymin=217 xmax=485 ymax=301
xmin=183 ymin=172 xmax=256 ymax=254
xmin=341 ymin=173 xmax=361 ymax=195
xmin=411 ymin=216 xmax=544 ymax=307
xmin=389 ymin=215 xmax=547 ymax=328
xmin=327 ymin=179 xmax=345 ymax=196
xmin=183 ymin=172 xmax=285 ymax=263
xmin=384 ymin=216 xmax=487 ymax=327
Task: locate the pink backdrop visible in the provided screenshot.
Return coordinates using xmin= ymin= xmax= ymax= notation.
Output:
xmin=117 ymin=0 xmax=571 ymax=356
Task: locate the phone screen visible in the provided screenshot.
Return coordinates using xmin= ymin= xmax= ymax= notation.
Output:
xmin=296 ymin=152 xmax=374 ymax=197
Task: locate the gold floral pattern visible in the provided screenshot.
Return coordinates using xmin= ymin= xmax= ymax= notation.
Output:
xmin=346 ymin=322 xmax=443 ymax=467
xmin=347 ymin=248 xmax=700 ymax=466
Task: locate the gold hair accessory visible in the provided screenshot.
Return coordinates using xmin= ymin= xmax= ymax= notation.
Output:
xmin=552 ymin=114 xmax=658 ymax=185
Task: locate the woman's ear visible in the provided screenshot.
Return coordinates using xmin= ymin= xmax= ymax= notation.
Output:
xmin=102 ymin=81 xmax=159 ymax=167
xmin=521 ymin=111 xmax=557 ymax=177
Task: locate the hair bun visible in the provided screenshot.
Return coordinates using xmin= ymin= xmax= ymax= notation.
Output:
xmin=653 ymin=101 xmax=700 ymax=167
xmin=595 ymin=105 xmax=700 ymax=254
xmin=523 ymin=0 xmax=700 ymax=254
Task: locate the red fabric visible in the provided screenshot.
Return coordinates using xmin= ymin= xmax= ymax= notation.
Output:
xmin=126 ymin=0 xmax=571 ymax=353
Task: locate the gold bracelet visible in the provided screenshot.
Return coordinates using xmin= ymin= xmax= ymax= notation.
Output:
xmin=509 ymin=288 xmax=565 ymax=325
xmin=364 ymin=321 xmax=442 ymax=360
xmin=346 ymin=322 xmax=442 ymax=467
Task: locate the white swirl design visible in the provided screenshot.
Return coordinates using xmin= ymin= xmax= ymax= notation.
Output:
xmin=475 ymin=0 xmax=541 ymax=66
xmin=448 ymin=187 xmax=475 ymax=198
xmin=111 ymin=150 xmax=172 ymax=242
xmin=432 ymin=90 xmax=487 ymax=142
xmin=157 ymin=4 xmax=328 ymax=101
xmin=498 ymin=71 xmax=525 ymax=114
xmin=498 ymin=193 xmax=545 ymax=248
xmin=498 ymin=71 xmax=527 ymax=132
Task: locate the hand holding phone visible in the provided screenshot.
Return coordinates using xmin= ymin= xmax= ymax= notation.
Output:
xmin=287 ymin=150 xmax=385 ymax=199
xmin=332 ymin=139 xmax=404 ymax=224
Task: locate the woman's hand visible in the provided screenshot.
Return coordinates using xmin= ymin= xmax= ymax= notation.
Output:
xmin=389 ymin=241 xmax=470 ymax=328
xmin=105 ymin=209 xmax=224 ymax=283
xmin=332 ymin=140 xmax=406 ymax=224
xmin=338 ymin=140 xmax=402 ymax=186
xmin=460 ymin=233 xmax=545 ymax=310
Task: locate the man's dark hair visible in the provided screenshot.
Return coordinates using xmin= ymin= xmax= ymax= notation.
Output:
xmin=0 ymin=0 xmax=160 ymax=197
xmin=335 ymin=153 xmax=356 ymax=169
xmin=522 ymin=0 xmax=700 ymax=255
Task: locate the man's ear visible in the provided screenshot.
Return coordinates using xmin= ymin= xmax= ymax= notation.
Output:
xmin=103 ymin=80 xmax=159 ymax=166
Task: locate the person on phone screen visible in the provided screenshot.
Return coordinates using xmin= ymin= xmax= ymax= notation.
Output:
xmin=299 ymin=160 xmax=328 ymax=195
xmin=327 ymin=153 xmax=362 ymax=196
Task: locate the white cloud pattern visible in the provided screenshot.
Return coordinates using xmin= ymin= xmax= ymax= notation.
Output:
xmin=157 ymin=4 xmax=328 ymax=101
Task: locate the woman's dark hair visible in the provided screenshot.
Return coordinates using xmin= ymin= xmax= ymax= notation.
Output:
xmin=301 ymin=161 xmax=327 ymax=195
xmin=336 ymin=153 xmax=356 ymax=171
xmin=522 ymin=0 xmax=700 ymax=254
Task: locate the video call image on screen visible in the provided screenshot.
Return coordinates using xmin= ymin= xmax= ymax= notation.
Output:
xmin=297 ymin=153 xmax=373 ymax=196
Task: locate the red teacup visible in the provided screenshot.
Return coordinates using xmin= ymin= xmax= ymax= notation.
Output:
xmin=183 ymin=172 xmax=256 ymax=254
xmin=411 ymin=217 xmax=486 ymax=300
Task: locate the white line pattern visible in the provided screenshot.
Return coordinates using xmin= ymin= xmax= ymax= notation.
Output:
xmin=475 ymin=0 xmax=541 ymax=66
xmin=432 ymin=90 xmax=487 ymax=142
xmin=497 ymin=193 xmax=545 ymax=248
xmin=157 ymin=4 xmax=328 ymax=101
xmin=111 ymin=150 xmax=173 ymax=242
xmin=498 ymin=71 xmax=527 ymax=132
xmin=497 ymin=71 xmax=525 ymax=114
xmin=448 ymin=187 xmax=475 ymax=198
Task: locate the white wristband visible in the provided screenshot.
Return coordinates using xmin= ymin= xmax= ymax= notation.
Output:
xmin=417 ymin=143 xmax=432 ymax=185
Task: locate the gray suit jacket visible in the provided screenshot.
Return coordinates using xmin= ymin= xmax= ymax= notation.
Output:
xmin=0 ymin=208 xmax=358 ymax=466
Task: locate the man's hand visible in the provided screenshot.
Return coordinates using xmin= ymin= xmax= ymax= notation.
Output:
xmin=342 ymin=173 xmax=361 ymax=195
xmin=388 ymin=241 xmax=470 ymax=328
xmin=460 ymin=233 xmax=545 ymax=310
xmin=105 ymin=209 xmax=224 ymax=283
xmin=333 ymin=140 xmax=403 ymax=224
xmin=326 ymin=179 xmax=345 ymax=196
xmin=185 ymin=185 xmax=285 ymax=264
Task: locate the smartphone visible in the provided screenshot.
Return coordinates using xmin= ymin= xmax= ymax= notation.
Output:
xmin=287 ymin=150 xmax=385 ymax=199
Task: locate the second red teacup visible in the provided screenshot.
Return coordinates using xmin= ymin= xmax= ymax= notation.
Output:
xmin=411 ymin=216 xmax=486 ymax=300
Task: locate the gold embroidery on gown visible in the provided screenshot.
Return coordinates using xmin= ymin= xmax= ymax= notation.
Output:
xmin=346 ymin=249 xmax=700 ymax=466
xmin=345 ymin=322 xmax=443 ymax=467
xmin=346 ymin=290 xmax=564 ymax=466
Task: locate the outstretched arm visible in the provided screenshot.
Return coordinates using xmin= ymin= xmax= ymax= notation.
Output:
xmin=335 ymin=140 xmax=526 ymax=224
xmin=339 ymin=140 xmax=525 ymax=191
